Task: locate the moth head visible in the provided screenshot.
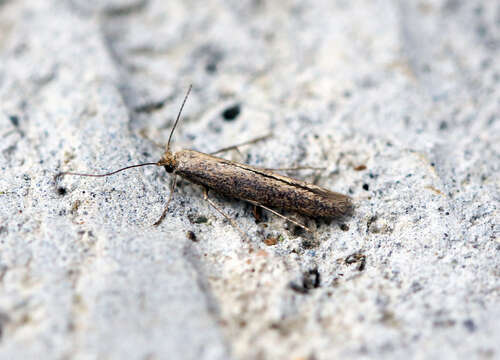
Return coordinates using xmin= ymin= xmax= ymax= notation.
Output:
xmin=158 ymin=151 xmax=177 ymax=173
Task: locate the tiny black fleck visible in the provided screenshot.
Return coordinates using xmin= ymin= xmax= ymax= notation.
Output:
xmin=362 ymin=183 xmax=369 ymax=191
xmin=303 ymin=268 xmax=321 ymax=289
xmin=222 ymin=104 xmax=241 ymax=121
xmin=463 ymin=319 xmax=476 ymax=332
xmin=57 ymin=187 xmax=67 ymax=196
xmin=289 ymin=268 xmax=321 ymax=294
xmin=340 ymin=224 xmax=349 ymax=231
xmin=186 ymin=231 xmax=198 ymax=242
xmin=301 ymin=239 xmax=317 ymax=249
xmin=205 ymin=62 xmax=217 ymax=73
xmin=9 ymin=115 xmax=19 ymax=127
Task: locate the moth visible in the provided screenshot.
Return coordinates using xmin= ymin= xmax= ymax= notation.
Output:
xmin=56 ymin=86 xmax=352 ymax=234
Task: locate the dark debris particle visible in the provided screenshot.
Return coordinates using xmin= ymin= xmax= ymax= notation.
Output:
xmin=70 ymin=200 xmax=81 ymax=214
xmin=301 ymin=239 xmax=317 ymax=249
xmin=9 ymin=115 xmax=19 ymax=127
xmin=463 ymin=319 xmax=477 ymax=332
xmin=366 ymin=215 xmax=377 ymax=233
xmin=221 ymin=104 xmax=241 ymax=121
xmin=340 ymin=224 xmax=349 ymax=231
xmin=263 ymin=235 xmax=278 ymax=246
xmin=303 ymin=268 xmax=321 ymax=289
xmin=205 ymin=62 xmax=217 ymax=73
xmin=186 ymin=231 xmax=198 ymax=242
xmin=345 ymin=252 xmax=367 ymax=271
xmin=362 ymin=183 xmax=369 ymax=191
xmin=354 ymin=164 xmax=367 ymax=171
xmin=357 ymin=258 xmax=366 ymax=271
xmin=134 ymin=99 xmax=166 ymax=113
xmin=289 ymin=268 xmax=321 ymax=294
xmin=57 ymin=187 xmax=67 ymax=196
xmin=193 ymin=215 xmax=208 ymax=224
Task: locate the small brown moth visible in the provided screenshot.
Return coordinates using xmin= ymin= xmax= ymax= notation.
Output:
xmin=56 ymin=86 xmax=352 ymax=234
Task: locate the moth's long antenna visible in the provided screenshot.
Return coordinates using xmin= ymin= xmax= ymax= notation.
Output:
xmin=55 ymin=162 xmax=159 ymax=181
xmin=167 ymin=85 xmax=192 ymax=152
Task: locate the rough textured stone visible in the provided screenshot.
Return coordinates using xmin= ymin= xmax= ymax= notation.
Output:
xmin=0 ymin=1 xmax=498 ymax=359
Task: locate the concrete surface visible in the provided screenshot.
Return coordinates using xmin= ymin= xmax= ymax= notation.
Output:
xmin=0 ymin=0 xmax=498 ymax=359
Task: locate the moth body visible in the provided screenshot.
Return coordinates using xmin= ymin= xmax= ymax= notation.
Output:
xmin=159 ymin=149 xmax=351 ymax=218
xmin=57 ymin=86 xmax=353 ymax=231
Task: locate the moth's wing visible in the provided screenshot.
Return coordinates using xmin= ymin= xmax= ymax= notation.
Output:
xmin=204 ymin=152 xmax=353 ymax=215
xmin=230 ymin=160 xmax=351 ymax=199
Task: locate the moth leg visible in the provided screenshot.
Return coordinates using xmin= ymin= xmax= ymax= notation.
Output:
xmin=209 ymin=133 xmax=272 ymax=155
xmin=245 ymin=199 xmax=313 ymax=233
xmin=153 ymin=174 xmax=178 ymax=226
xmin=252 ymin=205 xmax=263 ymax=222
xmin=202 ymin=188 xmax=250 ymax=242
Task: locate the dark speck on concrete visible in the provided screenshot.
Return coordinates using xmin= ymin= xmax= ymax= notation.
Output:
xmin=9 ymin=115 xmax=19 ymax=127
xmin=463 ymin=319 xmax=477 ymax=332
xmin=222 ymin=104 xmax=241 ymax=121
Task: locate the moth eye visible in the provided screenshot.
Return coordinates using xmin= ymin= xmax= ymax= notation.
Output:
xmin=164 ymin=164 xmax=174 ymax=173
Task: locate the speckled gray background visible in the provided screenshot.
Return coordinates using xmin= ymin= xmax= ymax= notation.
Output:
xmin=0 ymin=1 xmax=498 ymax=359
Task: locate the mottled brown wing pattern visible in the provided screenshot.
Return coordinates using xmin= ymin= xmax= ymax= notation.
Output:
xmin=175 ymin=150 xmax=351 ymax=218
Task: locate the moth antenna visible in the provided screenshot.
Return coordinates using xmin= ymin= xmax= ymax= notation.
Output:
xmin=167 ymin=84 xmax=192 ymax=152
xmin=55 ymin=162 xmax=159 ymax=181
